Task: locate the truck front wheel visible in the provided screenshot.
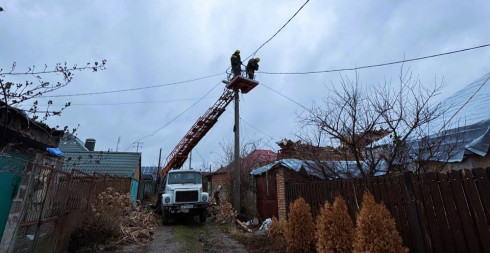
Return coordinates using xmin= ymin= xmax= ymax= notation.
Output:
xmin=199 ymin=209 xmax=207 ymax=222
xmin=162 ymin=209 xmax=170 ymax=225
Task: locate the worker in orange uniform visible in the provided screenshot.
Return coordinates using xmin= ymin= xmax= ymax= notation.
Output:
xmin=230 ymin=50 xmax=242 ymax=77
xmin=246 ymin=57 xmax=260 ymax=79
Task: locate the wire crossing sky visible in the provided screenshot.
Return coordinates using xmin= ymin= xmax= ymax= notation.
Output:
xmin=1 ymin=1 xmax=489 ymax=167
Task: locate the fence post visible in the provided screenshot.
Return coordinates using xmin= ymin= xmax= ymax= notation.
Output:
xmin=404 ymin=172 xmax=427 ymax=253
xmin=54 ymin=170 xmax=74 ymax=252
xmin=31 ymin=168 xmax=53 ymax=251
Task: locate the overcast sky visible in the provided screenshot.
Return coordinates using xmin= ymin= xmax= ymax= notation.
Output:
xmin=1 ymin=1 xmax=490 ymax=169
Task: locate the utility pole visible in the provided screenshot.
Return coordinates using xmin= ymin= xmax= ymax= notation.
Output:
xmin=155 ymin=148 xmax=162 ymax=194
xmin=133 ymin=142 xmax=143 ymax=152
xmin=116 ymin=137 xmax=121 ymax=152
xmin=233 ymin=90 xmax=241 ymax=212
xmin=157 ymin=148 xmax=162 ymax=174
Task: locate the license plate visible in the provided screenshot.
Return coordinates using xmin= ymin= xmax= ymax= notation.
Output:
xmin=181 ymin=205 xmax=193 ymax=209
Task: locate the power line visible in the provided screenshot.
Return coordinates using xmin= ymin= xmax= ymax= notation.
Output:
xmin=125 ymin=82 xmax=222 ymax=150
xmin=241 ymin=116 xmax=275 ymax=140
xmin=244 ymin=0 xmax=310 ymax=61
xmin=40 ymin=0 xmax=307 ymax=100
xmin=43 ymin=72 xmax=224 ymax=98
xmin=44 ymin=97 xmax=214 ymax=106
xmin=439 ymin=73 xmax=490 ymax=132
xmin=259 ymin=43 xmax=490 ymax=75
xmin=260 ymin=82 xmax=310 ymax=111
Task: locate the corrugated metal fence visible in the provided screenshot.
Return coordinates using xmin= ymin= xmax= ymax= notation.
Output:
xmin=286 ymin=168 xmax=490 ymax=253
xmin=10 ymin=165 xmax=130 ymax=252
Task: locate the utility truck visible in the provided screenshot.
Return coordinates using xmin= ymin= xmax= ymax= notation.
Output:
xmin=160 ymin=169 xmax=209 ymax=224
xmin=156 ymin=75 xmax=259 ymax=224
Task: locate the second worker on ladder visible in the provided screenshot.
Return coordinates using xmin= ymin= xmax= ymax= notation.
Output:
xmin=246 ymin=57 xmax=260 ymax=79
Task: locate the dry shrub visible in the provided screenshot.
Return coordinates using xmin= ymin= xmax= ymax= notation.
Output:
xmin=316 ymin=196 xmax=354 ymax=253
xmin=268 ymin=216 xmax=287 ymax=250
xmin=69 ymin=188 xmax=158 ymax=251
xmin=353 ymin=192 xmax=408 ymax=253
xmin=285 ymin=197 xmax=315 ymax=253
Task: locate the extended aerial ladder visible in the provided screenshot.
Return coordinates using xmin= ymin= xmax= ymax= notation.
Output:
xmin=159 ymin=75 xmax=259 ymax=180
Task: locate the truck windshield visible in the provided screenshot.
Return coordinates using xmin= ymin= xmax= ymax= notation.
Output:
xmin=167 ymin=171 xmax=202 ymax=184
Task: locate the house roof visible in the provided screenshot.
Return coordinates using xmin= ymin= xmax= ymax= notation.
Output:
xmin=0 ymin=101 xmax=63 ymax=148
xmin=61 ymin=151 xmax=141 ymax=177
xmin=251 ymin=158 xmax=386 ymax=179
xmin=213 ymin=149 xmax=277 ymax=174
xmin=142 ymin=166 xmax=159 ymax=180
xmin=58 ymin=133 xmax=89 ymax=152
xmin=372 ymin=72 xmax=490 ymax=163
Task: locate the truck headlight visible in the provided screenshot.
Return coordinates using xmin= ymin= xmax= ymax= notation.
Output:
xmin=202 ymin=195 xmax=208 ymax=201
xmin=164 ymin=197 xmax=170 ymax=203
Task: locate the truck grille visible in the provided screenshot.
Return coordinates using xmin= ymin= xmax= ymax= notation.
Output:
xmin=175 ymin=190 xmax=198 ymax=202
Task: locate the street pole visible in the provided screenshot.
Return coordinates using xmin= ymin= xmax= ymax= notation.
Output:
xmin=157 ymin=148 xmax=162 ymax=174
xmin=155 ymin=148 xmax=162 ymax=194
xmin=233 ymin=90 xmax=241 ymax=212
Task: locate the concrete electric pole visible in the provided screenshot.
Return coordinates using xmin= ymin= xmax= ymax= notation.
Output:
xmin=233 ymin=90 xmax=241 ymax=212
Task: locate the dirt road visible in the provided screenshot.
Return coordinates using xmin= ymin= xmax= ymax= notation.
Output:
xmin=118 ymin=217 xmax=247 ymax=253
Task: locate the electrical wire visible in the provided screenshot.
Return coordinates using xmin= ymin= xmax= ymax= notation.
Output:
xmin=125 ymin=82 xmax=222 ymax=150
xmin=45 ymin=97 xmax=214 ymax=106
xmin=439 ymin=73 xmax=490 ymax=132
xmin=241 ymin=116 xmax=275 ymax=140
xmin=244 ymin=0 xmax=310 ymax=61
xmin=260 ymin=82 xmax=310 ymax=111
xmin=259 ymin=43 xmax=490 ymax=75
xmin=43 ymin=72 xmax=225 ymax=98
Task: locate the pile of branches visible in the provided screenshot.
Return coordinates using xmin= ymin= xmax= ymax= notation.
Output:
xmin=207 ymin=198 xmax=237 ymax=222
xmin=69 ymin=188 xmax=158 ymax=251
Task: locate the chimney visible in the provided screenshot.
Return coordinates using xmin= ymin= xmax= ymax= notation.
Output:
xmin=85 ymin=138 xmax=96 ymax=151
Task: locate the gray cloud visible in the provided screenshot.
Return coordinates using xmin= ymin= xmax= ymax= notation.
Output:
xmin=1 ymin=0 xmax=489 ymax=168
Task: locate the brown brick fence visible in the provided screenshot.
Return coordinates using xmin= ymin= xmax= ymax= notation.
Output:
xmin=286 ymin=168 xmax=490 ymax=253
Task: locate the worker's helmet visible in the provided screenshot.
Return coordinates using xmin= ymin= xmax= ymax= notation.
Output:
xmin=235 ymin=50 xmax=240 ymax=54
xmin=255 ymin=57 xmax=260 ymax=62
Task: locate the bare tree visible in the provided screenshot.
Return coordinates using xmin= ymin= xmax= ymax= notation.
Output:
xmin=301 ymin=68 xmax=451 ymax=177
xmin=215 ymin=138 xmax=271 ymax=215
xmin=301 ymin=72 xmax=387 ymax=178
xmin=0 ymin=61 xmax=106 ymax=149
xmin=371 ymin=68 xmax=444 ymax=173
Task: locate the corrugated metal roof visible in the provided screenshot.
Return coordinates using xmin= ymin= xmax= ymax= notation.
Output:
xmin=372 ymin=72 xmax=490 ymax=163
xmin=251 ymin=158 xmax=386 ymax=179
xmin=58 ymin=134 xmax=89 ymax=152
xmin=61 ymin=151 xmax=141 ymax=177
xmin=141 ymin=166 xmax=159 ymax=180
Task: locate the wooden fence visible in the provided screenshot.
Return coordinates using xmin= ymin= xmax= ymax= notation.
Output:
xmin=9 ymin=166 xmax=131 ymax=252
xmin=285 ymin=168 xmax=490 ymax=253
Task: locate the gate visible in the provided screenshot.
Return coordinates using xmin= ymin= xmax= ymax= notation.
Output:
xmin=255 ymin=171 xmax=278 ymax=220
xmin=12 ymin=166 xmax=70 ymax=252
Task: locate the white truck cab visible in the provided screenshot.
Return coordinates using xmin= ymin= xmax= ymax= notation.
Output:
xmin=160 ymin=169 xmax=209 ymax=224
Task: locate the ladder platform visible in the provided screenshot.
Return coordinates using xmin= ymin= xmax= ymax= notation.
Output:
xmin=226 ymin=76 xmax=259 ymax=94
